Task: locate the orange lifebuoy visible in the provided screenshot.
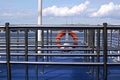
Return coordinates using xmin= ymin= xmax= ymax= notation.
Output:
xmin=56 ymin=30 xmax=78 ymax=49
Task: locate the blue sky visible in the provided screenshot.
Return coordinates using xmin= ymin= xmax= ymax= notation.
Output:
xmin=0 ymin=0 xmax=120 ymax=25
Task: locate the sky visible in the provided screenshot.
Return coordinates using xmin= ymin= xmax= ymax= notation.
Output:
xmin=0 ymin=0 xmax=120 ymax=25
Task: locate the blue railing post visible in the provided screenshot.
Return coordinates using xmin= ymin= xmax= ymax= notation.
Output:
xmin=103 ymin=23 xmax=108 ymax=80
xmin=5 ymin=22 xmax=11 ymax=80
xmin=25 ymin=29 xmax=28 ymax=80
xmin=96 ymin=29 xmax=100 ymax=80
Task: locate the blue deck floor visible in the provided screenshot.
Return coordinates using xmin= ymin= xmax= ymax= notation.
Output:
xmin=0 ymin=57 xmax=120 ymax=80
xmin=0 ymin=57 xmax=92 ymax=80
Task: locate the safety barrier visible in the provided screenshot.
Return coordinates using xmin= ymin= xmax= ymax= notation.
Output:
xmin=0 ymin=23 xmax=120 ymax=80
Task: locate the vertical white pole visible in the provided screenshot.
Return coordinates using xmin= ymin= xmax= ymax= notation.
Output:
xmin=38 ymin=0 xmax=42 ymax=53
xmin=38 ymin=0 xmax=42 ymax=25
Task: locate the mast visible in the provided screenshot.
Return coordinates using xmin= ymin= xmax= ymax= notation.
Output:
xmin=38 ymin=0 xmax=42 ymax=53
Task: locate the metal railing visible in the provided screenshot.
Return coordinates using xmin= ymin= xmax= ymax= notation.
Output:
xmin=0 ymin=22 xmax=120 ymax=80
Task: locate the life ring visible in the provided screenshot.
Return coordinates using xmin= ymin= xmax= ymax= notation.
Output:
xmin=56 ymin=30 xmax=78 ymax=49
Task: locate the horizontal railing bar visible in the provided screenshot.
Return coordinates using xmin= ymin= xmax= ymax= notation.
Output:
xmin=0 ymin=42 xmax=25 ymax=44
xmin=0 ymin=41 xmax=83 ymax=44
xmin=0 ymin=61 xmax=7 ymax=64
xmin=9 ymin=61 xmax=120 ymax=66
xmin=107 ymin=63 xmax=120 ymax=66
xmin=1 ymin=40 xmax=111 ymax=44
xmin=0 ymin=53 xmax=120 ymax=57
xmin=107 ymin=25 xmax=120 ymax=29
xmin=7 ymin=24 xmax=120 ymax=30
xmin=10 ymin=62 xmax=120 ymax=66
xmin=0 ymin=47 xmax=120 ymax=51
xmin=0 ymin=40 xmax=83 ymax=42
xmin=0 ymin=45 xmax=88 ymax=47
xmin=0 ymin=37 xmax=75 ymax=39
xmin=1 ymin=24 xmax=120 ymax=29
xmin=0 ymin=61 xmax=120 ymax=66
xmin=0 ymin=37 xmax=35 ymax=38
xmin=10 ymin=61 xmax=104 ymax=66
xmin=9 ymin=24 xmax=103 ymax=29
xmin=0 ymin=48 xmax=92 ymax=51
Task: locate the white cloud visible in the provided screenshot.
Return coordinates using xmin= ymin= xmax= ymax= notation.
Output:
xmin=0 ymin=9 xmax=36 ymax=18
xmin=2 ymin=13 xmax=13 ymax=17
xmin=89 ymin=2 xmax=120 ymax=18
xmin=43 ymin=1 xmax=89 ymax=16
